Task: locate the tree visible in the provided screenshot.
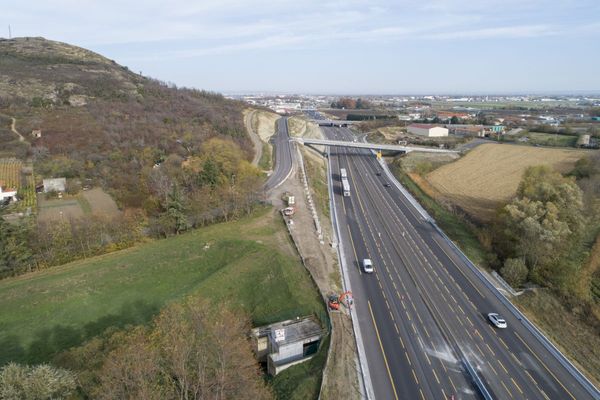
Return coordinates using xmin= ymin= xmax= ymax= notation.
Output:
xmin=516 ymin=166 xmax=584 ymax=236
xmin=96 ymin=297 xmax=272 ymax=400
xmin=0 ymin=218 xmax=34 ymax=278
xmin=450 ymin=116 xmax=459 ymax=125
xmin=495 ymin=166 xmax=585 ymax=286
xmin=0 ymin=363 xmax=76 ymax=400
xmin=500 ymin=258 xmax=528 ymax=287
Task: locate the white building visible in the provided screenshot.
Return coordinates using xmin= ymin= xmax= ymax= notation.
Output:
xmin=407 ymin=124 xmax=449 ymax=137
xmin=252 ymin=316 xmax=324 ymax=376
xmin=0 ymin=181 xmax=17 ymax=203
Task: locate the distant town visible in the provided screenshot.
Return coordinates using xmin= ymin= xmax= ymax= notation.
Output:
xmin=232 ymin=94 xmax=600 ymax=148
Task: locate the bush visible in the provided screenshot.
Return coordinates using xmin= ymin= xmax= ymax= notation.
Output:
xmin=0 ymin=363 xmax=76 ymax=400
xmin=500 ymin=258 xmax=528 ymax=288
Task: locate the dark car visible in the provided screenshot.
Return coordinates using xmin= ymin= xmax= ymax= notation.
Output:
xmin=376 ymin=172 xmax=382 ymax=176
xmin=383 ymin=183 xmax=391 ymax=187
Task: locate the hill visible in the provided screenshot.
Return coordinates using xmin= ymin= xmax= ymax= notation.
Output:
xmin=0 ymin=37 xmax=252 ymax=209
xmin=1 ymin=38 xmax=264 ymax=276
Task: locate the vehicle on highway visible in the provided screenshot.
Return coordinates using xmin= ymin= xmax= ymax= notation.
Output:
xmin=342 ymin=178 xmax=351 ymax=197
xmin=376 ymin=171 xmax=381 ymax=176
xmin=362 ymin=258 xmax=374 ymax=273
xmin=488 ymin=313 xmax=507 ymax=328
xmin=340 ymin=168 xmax=348 ymax=179
xmin=383 ymin=182 xmax=391 ymax=187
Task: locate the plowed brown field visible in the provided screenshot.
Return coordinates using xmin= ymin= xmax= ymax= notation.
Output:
xmin=426 ymin=143 xmax=590 ymax=221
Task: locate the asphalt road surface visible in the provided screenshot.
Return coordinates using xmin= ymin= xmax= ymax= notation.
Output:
xmin=264 ymin=117 xmax=293 ymax=191
xmin=323 ymin=126 xmax=598 ymax=400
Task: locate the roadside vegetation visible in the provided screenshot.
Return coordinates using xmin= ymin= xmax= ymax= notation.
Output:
xmin=304 ymin=154 xmax=330 ymax=219
xmin=0 ymin=208 xmax=327 ymax=398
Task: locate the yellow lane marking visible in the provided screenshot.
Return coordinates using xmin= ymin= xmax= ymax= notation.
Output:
xmin=498 ymin=360 xmax=509 ymax=374
xmin=432 ymin=369 xmax=440 ymax=384
xmin=368 ymin=301 xmax=399 ymax=400
xmin=475 ymin=343 xmax=485 ymax=358
xmin=501 ymin=380 xmax=514 ymax=398
xmin=412 ymin=369 xmax=419 ymax=385
xmin=488 ymin=361 xmax=498 ymax=375
xmin=511 ymin=378 xmax=524 ymax=395
xmin=499 ymin=337 xmax=509 ymax=349
xmin=423 ymin=325 xmax=431 ymax=338
xmin=419 ymin=389 xmax=425 ymax=400
xmin=486 ymin=343 xmax=496 ymax=356
xmin=449 ymin=376 xmax=457 ymax=393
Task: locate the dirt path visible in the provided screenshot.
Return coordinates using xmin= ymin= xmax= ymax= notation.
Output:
xmin=267 ymin=143 xmax=360 ymax=399
xmin=10 ymin=117 xmax=25 ymax=142
xmin=244 ymin=110 xmax=262 ymax=166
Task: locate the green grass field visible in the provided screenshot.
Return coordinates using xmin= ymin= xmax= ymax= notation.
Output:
xmin=0 ymin=208 xmax=325 ymax=368
xmin=521 ymin=132 xmax=578 ymax=147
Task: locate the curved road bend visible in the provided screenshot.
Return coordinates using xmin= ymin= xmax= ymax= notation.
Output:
xmin=323 ymin=126 xmax=599 ymax=400
xmin=264 ymin=117 xmax=293 ymax=191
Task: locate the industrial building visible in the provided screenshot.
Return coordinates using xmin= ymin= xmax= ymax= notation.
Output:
xmin=407 ymin=124 xmax=449 ymax=137
xmin=251 ymin=316 xmax=324 ymax=375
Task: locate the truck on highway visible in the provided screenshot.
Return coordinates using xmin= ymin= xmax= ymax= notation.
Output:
xmin=342 ymin=178 xmax=350 ymax=197
xmin=340 ymin=168 xmax=347 ymax=180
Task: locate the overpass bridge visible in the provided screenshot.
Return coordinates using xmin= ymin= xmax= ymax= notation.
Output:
xmin=312 ymin=119 xmax=355 ymax=127
xmin=291 ymin=137 xmax=458 ymax=154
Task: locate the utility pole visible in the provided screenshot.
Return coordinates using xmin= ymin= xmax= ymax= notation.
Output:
xmin=8 ymin=25 xmax=11 ymax=39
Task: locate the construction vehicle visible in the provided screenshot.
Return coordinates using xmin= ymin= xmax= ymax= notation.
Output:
xmin=328 ymin=291 xmax=353 ymax=310
xmin=282 ymin=207 xmax=295 ymax=216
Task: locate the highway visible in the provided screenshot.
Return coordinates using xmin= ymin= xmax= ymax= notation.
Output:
xmin=264 ymin=117 xmax=293 ymax=191
xmin=323 ymin=125 xmax=599 ymax=400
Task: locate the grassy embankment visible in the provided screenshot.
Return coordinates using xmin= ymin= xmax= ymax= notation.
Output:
xmin=259 ymin=141 xmax=272 ymax=171
xmin=305 ymin=155 xmax=330 ymax=220
xmin=389 ymin=160 xmax=489 ymax=267
xmin=0 ymin=207 xmax=327 ymax=398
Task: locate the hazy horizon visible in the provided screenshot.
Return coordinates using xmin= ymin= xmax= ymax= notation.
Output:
xmin=3 ymin=0 xmax=599 ymax=94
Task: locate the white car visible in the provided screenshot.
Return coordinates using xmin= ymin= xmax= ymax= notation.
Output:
xmin=488 ymin=313 xmax=507 ymax=329
xmin=362 ymin=259 xmax=374 ymax=273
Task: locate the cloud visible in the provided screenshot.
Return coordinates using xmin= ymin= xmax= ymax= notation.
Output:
xmin=424 ymin=24 xmax=559 ymax=40
xmin=2 ymin=0 xmax=599 ymax=54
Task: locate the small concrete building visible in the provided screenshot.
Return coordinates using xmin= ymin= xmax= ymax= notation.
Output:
xmin=43 ymin=178 xmax=66 ymax=193
xmin=252 ymin=316 xmax=324 ymax=376
xmin=407 ymin=124 xmax=449 ymax=137
xmin=577 ymin=134 xmax=591 ymax=147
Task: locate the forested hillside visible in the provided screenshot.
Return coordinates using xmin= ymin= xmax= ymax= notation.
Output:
xmin=0 ymin=37 xmax=262 ymax=277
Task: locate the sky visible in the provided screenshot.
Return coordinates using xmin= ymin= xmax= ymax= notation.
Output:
xmin=2 ymin=0 xmax=600 ymax=94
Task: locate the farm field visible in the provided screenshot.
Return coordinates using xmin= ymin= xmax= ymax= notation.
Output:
xmin=0 ymin=158 xmax=36 ymax=210
xmin=37 ymin=187 xmax=120 ymax=221
xmin=425 ymin=143 xmax=591 ymax=221
xmin=518 ymin=131 xmax=578 ymax=147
